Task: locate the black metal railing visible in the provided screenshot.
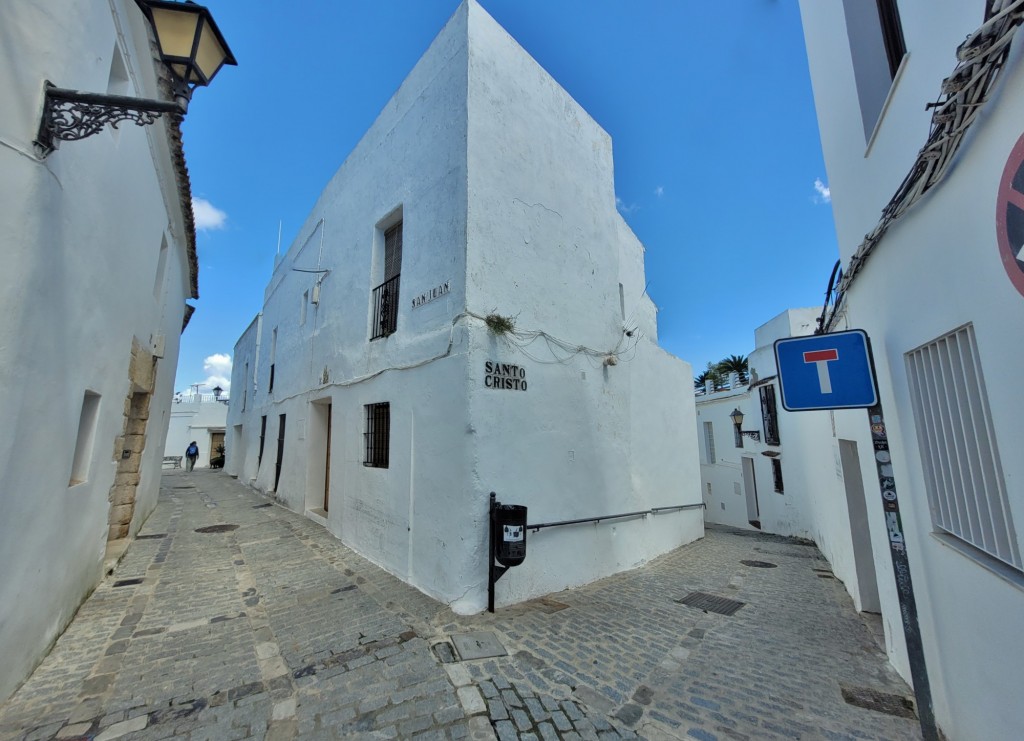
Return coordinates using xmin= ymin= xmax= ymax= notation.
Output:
xmin=527 ymin=502 xmax=706 ymax=532
xmin=370 ymin=274 xmax=400 ymax=340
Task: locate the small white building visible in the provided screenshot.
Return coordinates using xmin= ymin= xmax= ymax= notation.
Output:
xmin=0 ymin=0 xmax=215 ymax=701
xmin=799 ymin=2 xmax=1024 ymax=737
xmin=165 ymin=393 xmax=229 ymax=469
xmin=698 ymin=308 xmax=881 ymax=615
xmin=227 ymin=0 xmax=702 ymax=614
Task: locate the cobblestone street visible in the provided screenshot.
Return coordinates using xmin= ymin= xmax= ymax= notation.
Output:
xmin=0 ymin=471 xmax=921 ymax=740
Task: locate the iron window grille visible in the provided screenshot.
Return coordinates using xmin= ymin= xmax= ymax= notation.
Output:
xmin=371 ymin=274 xmax=400 ymax=340
xmin=364 ymin=402 xmax=390 ymax=468
xmin=371 ymin=222 xmax=402 ymax=340
xmin=760 ymin=384 xmax=781 ymax=446
xmin=905 ymin=324 xmax=1021 ymax=571
xmin=772 ymin=458 xmax=784 ymax=493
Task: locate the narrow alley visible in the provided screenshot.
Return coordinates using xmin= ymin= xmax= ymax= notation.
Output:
xmin=0 ymin=471 xmax=920 ymax=741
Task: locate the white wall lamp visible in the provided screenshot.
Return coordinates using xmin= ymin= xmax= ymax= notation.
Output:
xmin=729 ymin=408 xmax=761 ymax=446
xmin=35 ymin=0 xmax=236 ymax=157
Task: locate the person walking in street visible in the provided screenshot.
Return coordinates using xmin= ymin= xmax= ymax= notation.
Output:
xmin=185 ymin=441 xmax=199 ymax=472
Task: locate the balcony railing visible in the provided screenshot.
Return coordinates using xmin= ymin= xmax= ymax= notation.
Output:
xmin=371 ymin=274 xmax=400 ymax=340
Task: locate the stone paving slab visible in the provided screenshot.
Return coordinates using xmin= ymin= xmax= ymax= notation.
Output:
xmin=0 ymin=471 xmax=922 ymax=740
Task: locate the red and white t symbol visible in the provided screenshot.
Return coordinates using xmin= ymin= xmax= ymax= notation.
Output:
xmin=803 ymin=349 xmax=839 ymax=394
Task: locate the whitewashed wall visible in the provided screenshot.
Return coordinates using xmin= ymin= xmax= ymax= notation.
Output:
xmin=165 ymin=400 xmax=229 ymax=468
xmin=799 ymin=2 xmax=1024 ymax=737
xmin=0 ymin=0 xmax=192 ymax=701
xmin=229 ymin=0 xmax=702 ymax=615
xmin=698 ymin=308 xmax=882 ymax=614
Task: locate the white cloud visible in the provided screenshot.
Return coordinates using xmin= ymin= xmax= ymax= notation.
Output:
xmin=199 ymin=353 xmax=232 ymax=391
xmin=813 ymin=178 xmax=831 ymax=204
xmin=192 ymin=197 xmax=227 ymax=230
xmin=654 ymin=186 xmax=664 ymax=197
xmin=616 ymin=196 xmax=639 ymax=214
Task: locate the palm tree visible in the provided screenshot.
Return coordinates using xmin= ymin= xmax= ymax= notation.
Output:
xmin=716 ymin=354 xmax=749 ymax=385
xmin=695 ymin=363 xmax=726 ymax=391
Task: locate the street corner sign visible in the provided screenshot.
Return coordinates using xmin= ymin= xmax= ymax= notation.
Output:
xmin=774 ymin=330 xmax=878 ymax=412
xmin=996 ymin=130 xmax=1024 ymax=298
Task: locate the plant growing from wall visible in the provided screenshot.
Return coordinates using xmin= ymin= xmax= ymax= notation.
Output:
xmin=484 ymin=313 xmax=515 ymax=335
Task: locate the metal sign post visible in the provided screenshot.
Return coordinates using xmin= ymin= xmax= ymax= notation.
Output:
xmin=866 ymin=403 xmax=938 ymax=741
xmin=775 ymin=331 xmax=938 ymax=741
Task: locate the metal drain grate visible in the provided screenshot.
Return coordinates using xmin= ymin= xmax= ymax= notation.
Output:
xmin=136 ymin=533 xmax=167 ymax=540
xmin=840 ymin=685 xmax=916 ymax=719
xmin=113 ymin=578 xmax=143 ymax=587
xmin=740 ymin=560 xmax=777 ymax=568
xmin=253 ymin=503 xmax=273 ymax=509
xmin=195 ymin=524 xmax=239 ymax=534
xmin=675 ymin=591 xmax=746 ymax=616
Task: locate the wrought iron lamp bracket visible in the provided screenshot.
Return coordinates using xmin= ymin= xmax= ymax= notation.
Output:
xmin=35 ymin=82 xmax=185 ymax=157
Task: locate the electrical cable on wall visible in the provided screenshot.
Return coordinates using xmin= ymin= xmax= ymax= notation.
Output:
xmin=821 ymin=0 xmax=1024 ymax=332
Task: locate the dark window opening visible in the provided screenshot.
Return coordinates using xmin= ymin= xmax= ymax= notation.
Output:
xmin=760 ymin=384 xmax=781 ymax=446
xmin=364 ymin=402 xmax=390 ymax=468
xmin=258 ymin=415 xmax=267 ymax=468
xmin=772 ymin=459 xmax=784 ymax=493
xmin=269 ymin=363 xmax=275 ymax=393
xmin=876 ymin=0 xmax=907 ymax=78
xmin=371 ymin=222 xmax=402 ymax=339
xmin=275 ymin=414 xmax=286 ymax=490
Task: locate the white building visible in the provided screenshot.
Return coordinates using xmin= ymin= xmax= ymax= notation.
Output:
xmin=227 ymin=0 xmax=702 ymax=614
xmin=698 ymin=308 xmax=881 ymax=615
xmin=165 ymin=393 xmax=229 ymax=469
xmin=0 ymin=1 xmax=216 ymax=701
xmin=799 ymin=2 xmax=1024 ymax=737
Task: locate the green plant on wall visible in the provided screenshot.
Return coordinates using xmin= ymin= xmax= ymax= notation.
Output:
xmin=485 ymin=313 xmax=515 ymax=335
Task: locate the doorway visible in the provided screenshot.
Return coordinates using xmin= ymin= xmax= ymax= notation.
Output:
xmin=305 ymin=400 xmax=333 ymax=517
xmin=324 ymin=404 xmax=332 ymax=511
xmin=742 ymin=456 xmax=760 ymax=529
xmin=209 ymin=430 xmax=225 ymax=468
xmin=839 ymin=439 xmax=881 ymax=612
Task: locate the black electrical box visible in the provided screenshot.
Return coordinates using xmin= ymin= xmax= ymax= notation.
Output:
xmin=493 ymin=503 xmax=527 ymax=567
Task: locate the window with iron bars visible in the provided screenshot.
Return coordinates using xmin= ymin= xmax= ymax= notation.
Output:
xmin=905 ymin=324 xmax=1021 ymax=572
xmin=772 ymin=458 xmax=784 ymax=493
xmin=371 ymin=222 xmax=402 ymax=340
xmin=364 ymin=402 xmax=390 ymax=468
xmin=760 ymin=384 xmax=781 ymax=446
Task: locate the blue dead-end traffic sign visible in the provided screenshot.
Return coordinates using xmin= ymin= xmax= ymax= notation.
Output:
xmin=774 ymin=330 xmax=878 ymax=411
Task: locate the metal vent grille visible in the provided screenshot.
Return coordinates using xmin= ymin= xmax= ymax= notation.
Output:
xmin=675 ymin=591 xmax=745 ymax=616
xmin=905 ymin=323 xmax=1021 ymax=570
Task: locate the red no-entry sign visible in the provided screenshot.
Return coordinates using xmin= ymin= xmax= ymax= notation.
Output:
xmin=996 ymin=131 xmax=1024 ymax=297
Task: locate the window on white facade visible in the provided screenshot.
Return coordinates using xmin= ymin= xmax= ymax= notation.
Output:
xmin=364 ymin=402 xmax=390 ymax=468
xmin=843 ymin=0 xmax=907 ymax=141
xmin=69 ymin=391 xmax=101 ymax=486
xmin=269 ymin=327 xmax=277 ymax=393
xmin=703 ymin=421 xmax=715 ymax=464
xmin=905 ymin=324 xmax=1021 ymax=572
xmin=371 ymin=219 xmax=402 ymax=340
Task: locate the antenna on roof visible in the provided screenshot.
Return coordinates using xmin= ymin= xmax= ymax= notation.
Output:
xmin=276 ymin=220 xmax=282 ymax=256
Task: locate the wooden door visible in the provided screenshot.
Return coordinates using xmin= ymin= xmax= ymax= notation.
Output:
xmin=324 ymin=404 xmax=332 ymax=512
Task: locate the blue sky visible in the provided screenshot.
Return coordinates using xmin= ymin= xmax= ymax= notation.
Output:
xmin=177 ymin=0 xmax=838 ymax=393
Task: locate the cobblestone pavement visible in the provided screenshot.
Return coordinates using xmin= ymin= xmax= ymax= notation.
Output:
xmin=0 ymin=471 xmax=922 ymax=741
